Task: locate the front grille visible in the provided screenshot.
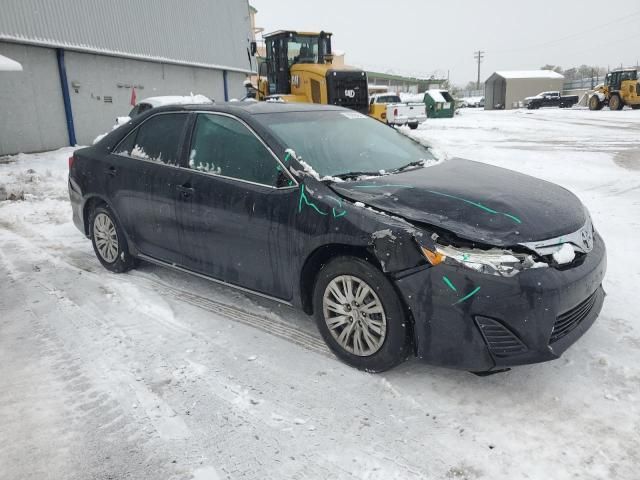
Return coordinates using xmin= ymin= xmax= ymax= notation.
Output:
xmin=326 ymin=70 xmax=369 ymax=114
xmin=475 ymin=316 xmax=528 ymax=357
xmin=550 ymin=290 xmax=598 ymax=343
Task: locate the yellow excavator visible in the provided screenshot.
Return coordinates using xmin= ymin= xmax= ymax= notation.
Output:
xmin=247 ymin=30 xmax=369 ymax=114
xmin=589 ymin=68 xmax=640 ymax=110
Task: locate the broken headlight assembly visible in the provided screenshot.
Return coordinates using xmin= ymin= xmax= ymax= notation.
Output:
xmin=420 ymin=244 xmax=546 ymax=277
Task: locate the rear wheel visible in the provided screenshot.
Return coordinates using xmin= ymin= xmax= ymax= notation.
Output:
xmin=609 ymin=94 xmax=623 ymax=111
xmin=312 ymin=257 xmax=412 ymax=372
xmin=90 ymin=205 xmax=136 ymax=273
xmin=408 ymin=122 xmax=419 ymax=130
xmin=589 ymin=95 xmax=603 ymax=111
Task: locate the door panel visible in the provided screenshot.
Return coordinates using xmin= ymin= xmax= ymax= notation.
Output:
xmin=176 ymin=173 xmax=297 ymax=299
xmin=175 ymin=112 xmax=297 ymax=300
xmin=106 ymin=113 xmax=190 ymax=264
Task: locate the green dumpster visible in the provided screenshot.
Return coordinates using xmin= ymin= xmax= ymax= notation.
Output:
xmin=424 ymin=90 xmax=455 ymax=118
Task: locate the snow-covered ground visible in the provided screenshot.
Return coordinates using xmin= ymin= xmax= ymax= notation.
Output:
xmin=1 ymin=108 xmax=639 ymax=480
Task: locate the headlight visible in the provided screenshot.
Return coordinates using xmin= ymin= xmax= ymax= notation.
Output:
xmin=421 ymin=244 xmax=544 ymax=277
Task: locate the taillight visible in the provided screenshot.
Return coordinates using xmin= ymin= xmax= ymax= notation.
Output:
xmin=394 ymin=108 xmax=398 ymax=117
xmin=68 ymin=155 xmax=75 ymax=169
xmin=381 ymin=112 xmax=387 ymax=120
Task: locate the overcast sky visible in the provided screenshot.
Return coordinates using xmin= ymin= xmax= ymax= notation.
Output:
xmin=250 ymin=0 xmax=640 ymax=85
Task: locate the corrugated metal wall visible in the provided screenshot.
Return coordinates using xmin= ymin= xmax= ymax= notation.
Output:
xmin=505 ymin=78 xmax=564 ymax=109
xmin=0 ymin=0 xmax=253 ymax=73
xmin=0 ymin=42 xmax=68 ymax=154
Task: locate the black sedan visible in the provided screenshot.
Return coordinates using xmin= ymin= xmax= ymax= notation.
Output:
xmin=68 ymin=102 xmax=606 ymax=373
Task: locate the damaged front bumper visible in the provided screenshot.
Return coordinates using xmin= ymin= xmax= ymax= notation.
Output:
xmin=393 ymin=232 xmax=607 ymax=371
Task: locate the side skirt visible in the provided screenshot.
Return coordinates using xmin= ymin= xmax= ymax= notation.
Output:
xmin=137 ymin=253 xmax=293 ymax=306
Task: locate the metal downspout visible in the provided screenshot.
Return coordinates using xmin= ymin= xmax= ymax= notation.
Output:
xmin=223 ymin=69 xmax=229 ymax=101
xmin=56 ymin=48 xmax=76 ymax=146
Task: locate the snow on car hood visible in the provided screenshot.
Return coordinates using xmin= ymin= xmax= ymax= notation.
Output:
xmin=330 ymin=158 xmax=586 ymax=246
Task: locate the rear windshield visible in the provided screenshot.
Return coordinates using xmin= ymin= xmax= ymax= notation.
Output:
xmin=258 ymin=110 xmax=435 ymax=178
xmin=376 ymin=95 xmax=401 ymax=103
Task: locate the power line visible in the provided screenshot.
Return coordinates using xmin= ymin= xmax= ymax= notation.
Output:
xmin=494 ymin=9 xmax=640 ymax=54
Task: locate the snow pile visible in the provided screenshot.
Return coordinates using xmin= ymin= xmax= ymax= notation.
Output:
xmin=552 ymin=243 xmax=576 ymax=265
xmin=0 ymin=147 xmax=78 ymax=202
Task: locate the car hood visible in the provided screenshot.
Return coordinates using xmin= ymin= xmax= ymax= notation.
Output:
xmin=330 ymin=158 xmax=586 ymax=246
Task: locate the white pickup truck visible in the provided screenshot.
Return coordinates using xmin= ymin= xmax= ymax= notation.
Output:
xmin=368 ymin=93 xmax=427 ymax=129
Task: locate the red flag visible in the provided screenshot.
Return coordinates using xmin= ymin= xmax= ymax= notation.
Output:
xmin=130 ymin=87 xmax=137 ymax=106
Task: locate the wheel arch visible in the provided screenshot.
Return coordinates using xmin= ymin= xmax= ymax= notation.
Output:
xmin=299 ymin=244 xmax=380 ymax=315
xmin=82 ymin=195 xmax=135 ymax=254
xmin=82 ymin=195 xmax=110 ymax=236
xmin=300 ymin=243 xmax=419 ymax=356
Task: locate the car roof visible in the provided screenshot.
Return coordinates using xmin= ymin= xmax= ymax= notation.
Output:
xmin=150 ymin=101 xmax=346 ymax=115
xmin=139 ymin=95 xmax=213 ymax=107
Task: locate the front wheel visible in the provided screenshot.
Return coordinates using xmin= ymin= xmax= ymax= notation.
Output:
xmin=90 ymin=205 xmax=136 ymax=273
xmin=312 ymin=257 xmax=412 ymax=372
xmin=589 ymin=95 xmax=603 ymax=111
xmin=609 ymin=94 xmax=623 ymax=111
xmin=631 ymin=104 xmax=640 ymax=110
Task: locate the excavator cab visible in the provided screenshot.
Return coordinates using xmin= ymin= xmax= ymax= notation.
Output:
xmin=257 ymin=30 xmax=369 ymax=114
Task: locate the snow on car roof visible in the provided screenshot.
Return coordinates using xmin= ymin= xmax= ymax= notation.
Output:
xmin=0 ymin=53 xmax=22 ymax=72
xmin=140 ymin=94 xmax=213 ymax=107
xmin=495 ymin=70 xmax=564 ymax=80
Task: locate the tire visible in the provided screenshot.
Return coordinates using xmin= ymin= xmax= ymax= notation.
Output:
xmin=89 ymin=205 xmax=136 ymax=273
xmin=609 ymin=94 xmax=623 ymax=111
xmin=631 ymin=105 xmax=640 ymax=110
xmin=312 ymin=256 xmax=412 ymax=372
xmin=589 ymin=95 xmax=603 ymax=111
xmin=408 ymin=122 xmax=419 ymax=130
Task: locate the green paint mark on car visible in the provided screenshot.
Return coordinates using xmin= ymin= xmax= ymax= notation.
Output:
xmin=352 ymin=184 xmax=413 ymax=189
xmin=298 ymin=187 xmax=347 ymax=218
xmin=298 ymin=185 xmax=328 ymax=216
xmin=425 ymin=190 xmax=522 ymax=224
xmin=453 ymin=286 xmax=482 ymax=305
xmin=442 ymin=276 xmax=457 ymax=292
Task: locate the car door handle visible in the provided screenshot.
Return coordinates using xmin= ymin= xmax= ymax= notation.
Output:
xmin=105 ymin=166 xmax=117 ymax=177
xmin=177 ymin=184 xmax=195 ymax=199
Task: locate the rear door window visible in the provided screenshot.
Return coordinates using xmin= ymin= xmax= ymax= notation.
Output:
xmin=188 ymin=113 xmax=284 ymax=187
xmin=128 ymin=113 xmax=189 ymax=166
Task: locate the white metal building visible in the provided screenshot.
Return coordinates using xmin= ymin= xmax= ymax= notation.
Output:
xmin=484 ymin=70 xmax=565 ymax=110
xmin=0 ymin=0 xmax=255 ymax=155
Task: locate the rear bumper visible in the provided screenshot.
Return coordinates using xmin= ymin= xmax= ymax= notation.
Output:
xmin=390 ymin=114 xmax=427 ymax=126
xmin=68 ymin=176 xmax=85 ymax=236
xmin=394 ymin=233 xmax=607 ymax=371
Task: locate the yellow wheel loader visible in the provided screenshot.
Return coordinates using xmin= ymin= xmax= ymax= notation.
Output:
xmin=589 ymin=68 xmax=640 ymax=111
xmin=247 ymin=31 xmax=369 ymax=114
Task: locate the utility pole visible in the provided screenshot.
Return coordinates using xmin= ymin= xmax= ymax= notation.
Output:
xmin=474 ymin=50 xmax=485 ymax=90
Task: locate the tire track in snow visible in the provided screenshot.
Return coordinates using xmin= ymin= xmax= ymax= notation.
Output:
xmin=0 ymin=222 xmax=330 ymax=357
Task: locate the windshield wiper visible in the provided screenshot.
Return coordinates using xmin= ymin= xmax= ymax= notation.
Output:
xmin=332 ymin=171 xmax=382 ymax=180
xmin=390 ymin=160 xmax=425 ymax=173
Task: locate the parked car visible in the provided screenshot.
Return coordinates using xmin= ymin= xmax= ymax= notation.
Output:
xmin=459 ymin=96 xmax=484 ymax=108
xmin=69 ymin=102 xmax=606 ymax=373
xmin=525 ymin=91 xmax=579 ymax=109
xmin=368 ymin=93 xmax=426 ymax=129
xmin=115 ymin=94 xmax=213 ymax=126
